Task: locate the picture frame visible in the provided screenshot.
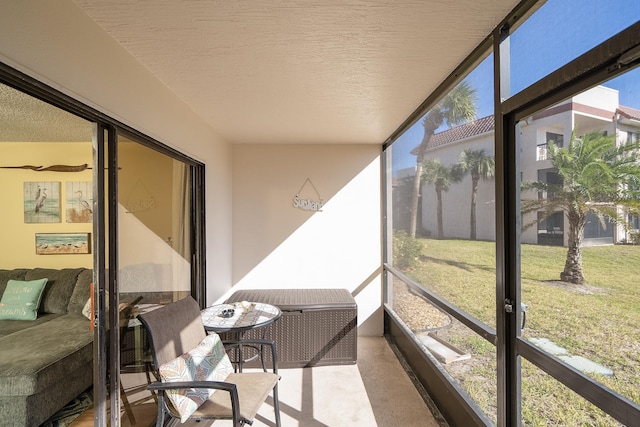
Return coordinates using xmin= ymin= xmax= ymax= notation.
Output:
xmin=24 ymin=181 xmax=61 ymax=223
xmin=66 ymin=181 xmax=93 ymax=223
xmin=35 ymin=232 xmax=91 ymax=255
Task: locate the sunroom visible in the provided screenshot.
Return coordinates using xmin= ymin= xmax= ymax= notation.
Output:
xmin=1 ymin=1 xmax=639 ymax=426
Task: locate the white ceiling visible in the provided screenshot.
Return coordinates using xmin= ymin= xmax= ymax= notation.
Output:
xmin=14 ymin=1 xmax=522 ymax=145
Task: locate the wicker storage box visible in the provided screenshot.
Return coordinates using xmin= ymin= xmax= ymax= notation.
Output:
xmin=225 ymin=288 xmax=357 ymax=368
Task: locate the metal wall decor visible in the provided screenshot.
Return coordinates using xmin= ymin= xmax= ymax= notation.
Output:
xmin=293 ymin=178 xmax=324 ymax=212
xmin=2 ymin=164 xmax=90 ymax=172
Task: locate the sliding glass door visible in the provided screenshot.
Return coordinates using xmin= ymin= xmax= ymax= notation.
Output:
xmin=114 ymin=132 xmax=197 ymax=425
xmin=0 ymin=61 xmax=206 ymax=427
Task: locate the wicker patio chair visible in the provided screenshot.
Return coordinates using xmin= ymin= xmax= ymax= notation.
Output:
xmin=138 ymin=296 xmax=281 ymax=427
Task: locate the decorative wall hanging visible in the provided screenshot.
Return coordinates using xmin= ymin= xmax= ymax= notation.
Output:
xmin=293 ymin=178 xmax=324 ymax=212
xmin=2 ymin=164 xmax=90 ymax=172
xmin=124 ymin=179 xmax=156 ymax=213
xmin=35 ymin=232 xmax=91 ymax=255
xmin=66 ymin=181 xmax=93 ymax=223
xmin=24 ymin=181 xmax=61 ymax=223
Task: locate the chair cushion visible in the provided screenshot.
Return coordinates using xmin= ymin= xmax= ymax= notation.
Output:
xmin=0 ymin=278 xmax=48 ymax=320
xmin=159 ymin=333 xmax=234 ymax=423
xmin=194 ymin=372 xmax=280 ymax=421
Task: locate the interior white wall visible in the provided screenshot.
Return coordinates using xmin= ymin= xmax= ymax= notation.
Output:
xmin=0 ymin=0 xmax=233 ymax=299
xmin=230 ymin=144 xmax=383 ymax=336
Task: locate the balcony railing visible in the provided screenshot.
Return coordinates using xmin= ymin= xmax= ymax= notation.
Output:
xmin=537 ymin=143 xmax=549 ymax=161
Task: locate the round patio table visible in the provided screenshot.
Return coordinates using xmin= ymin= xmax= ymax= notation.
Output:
xmin=200 ymin=302 xmax=281 ymax=371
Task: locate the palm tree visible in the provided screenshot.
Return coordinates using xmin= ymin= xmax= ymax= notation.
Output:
xmin=458 ymin=148 xmax=495 ymax=240
xmin=409 ymin=81 xmax=477 ymax=237
xmin=522 ymin=131 xmax=640 ymax=285
xmin=422 ymin=159 xmax=464 ymax=239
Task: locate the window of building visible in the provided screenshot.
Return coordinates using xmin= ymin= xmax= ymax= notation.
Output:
xmin=536 ymin=132 xmax=564 ymax=161
xmin=536 ymin=168 xmax=562 ymax=200
xmin=537 ymin=211 xmax=564 ymax=246
xmin=583 ymin=212 xmax=614 ymax=240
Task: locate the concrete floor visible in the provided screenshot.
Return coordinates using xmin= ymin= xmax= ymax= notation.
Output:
xmin=111 ymin=336 xmax=444 ymax=427
xmin=196 ymin=336 xmax=441 ymax=427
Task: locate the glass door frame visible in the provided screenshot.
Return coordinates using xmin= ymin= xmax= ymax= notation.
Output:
xmin=99 ymin=127 xmax=206 ymax=427
xmin=0 ymin=62 xmax=207 ymax=427
xmin=497 ymin=20 xmax=640 ymax=426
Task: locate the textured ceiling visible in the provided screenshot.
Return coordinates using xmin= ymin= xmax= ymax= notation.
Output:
xmin=73 ymin=0 xmax=519 ymax=144
xmin=4 ymin=1 xmax=520 ymax=144
xmin=0 ymin=83 xmax=92 ymax=142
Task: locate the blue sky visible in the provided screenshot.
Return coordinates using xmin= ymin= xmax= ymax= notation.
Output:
xmin=392 ymin=0 xmax=640 ymax=175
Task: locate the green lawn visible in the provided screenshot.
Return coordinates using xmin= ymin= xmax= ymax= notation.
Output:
xmin=397 ymin=238 xmax=640 ymax=426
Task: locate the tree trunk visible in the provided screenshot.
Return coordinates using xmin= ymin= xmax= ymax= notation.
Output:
xmin=561 ymin=208 xmax=586 ymax=284
xmin=470 ymin=174 xmax=479 ymax=240
xmin=436 ymin=187 xmax=444 ymax=239
xmin=408 ymin=150 xmax=425 ymax=238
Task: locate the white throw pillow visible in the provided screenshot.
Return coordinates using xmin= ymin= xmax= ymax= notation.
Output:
xmin=158 ymin=333 xmax=234 ymax=423
xmin=82 ymin=298 xmax=92 ymax=320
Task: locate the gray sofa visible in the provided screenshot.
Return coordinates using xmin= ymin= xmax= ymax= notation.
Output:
xmin=0 ymin=268 xmax=94 ymax=427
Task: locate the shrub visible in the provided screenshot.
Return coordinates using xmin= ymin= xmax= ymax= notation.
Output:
xmin=393 ymin=231 xmax=423 ymax=270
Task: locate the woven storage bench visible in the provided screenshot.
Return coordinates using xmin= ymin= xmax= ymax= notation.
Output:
xmin=225 ymin=288 xmax=357 ymax=368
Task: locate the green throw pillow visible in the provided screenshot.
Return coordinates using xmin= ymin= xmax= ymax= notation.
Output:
xmin=0 ymin=278 xmax=48 ymax=320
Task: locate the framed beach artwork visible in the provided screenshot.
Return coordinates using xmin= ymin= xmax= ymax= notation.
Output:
xmin=66 ymin=181 xmax=93 ymax=223
xmin=24 ymin=181 xmax=61 ymax=223
xmin=35 ymin=233 xmax=91 ymax=255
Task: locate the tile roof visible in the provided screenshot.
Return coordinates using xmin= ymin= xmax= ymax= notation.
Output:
xmin=617 ymin=105 xmax=640 ymax=121
xmin=409 ymin=104 xmax=639 ymax=155
xmin=411 ymin=115 xmax=495 ymax=154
